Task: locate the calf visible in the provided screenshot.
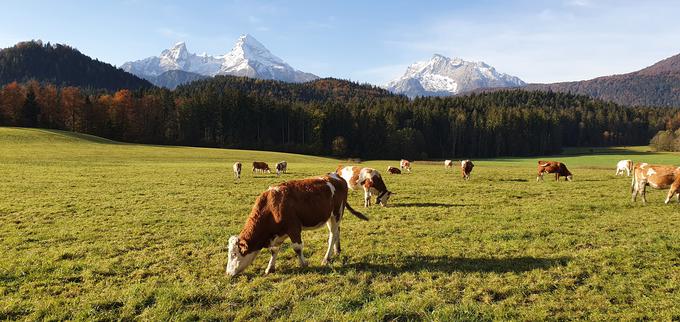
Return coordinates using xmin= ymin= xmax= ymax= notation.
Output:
xmin=233 ymin=162 xmax=242 ymax=179
xmin=631 ymin=163 xmax=680 ymax=204
xmin=444 ymin=160 xmax=453 ymax=168
xmin=537 ymin=160 xmax=573 ymax=181
xmin=337 ymin=165 xmax=393 ymax=207
xmin=226 ymin=173 xmax=368 ymax=276
xmin=387 ymin=166 xmax=401 ymax=174
xmin=276 ymin=161 xmax=287 ymax=177
xmin=400 ymin=159 xmax=412 ymax=173
xmin=616 ymin=159 xmax=633 ymax=176
xmin=461 ymin=160 xmax=474 ymax=180
xmin=252 ymin=161 xmax=271 ymax=174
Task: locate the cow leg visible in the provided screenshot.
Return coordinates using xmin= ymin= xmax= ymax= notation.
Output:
xmin=289 ymin=230 xmax=308 ymax=268
xmin=641 ymin=183 xmax=648 ymax=205
xmin=631 ymin=184 xmax=638 ymax=202
xmin=364 ymin=188 xmax=371 ymax=207
xmin=264 ymin=247 xmax=279 ymax=274
xmin=321 ymin=217 xmax=339 ymax=265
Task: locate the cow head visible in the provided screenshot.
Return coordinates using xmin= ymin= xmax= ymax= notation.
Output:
xmin=376 ymin=191 xmax=393 ymax=207
xmin=226 ymin=236 xmax=259 ymax=276
xmin=566 ymin=174 xmax=573 ymax=181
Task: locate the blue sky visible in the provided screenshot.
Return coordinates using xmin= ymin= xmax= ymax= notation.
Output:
xmin=2 ymin=0 xmax=680 ymax=84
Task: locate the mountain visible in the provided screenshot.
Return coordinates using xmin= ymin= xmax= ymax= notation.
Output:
xmin=523 ymin=53 xmax=680 ymax=107
xmin=122 ymin=34 xmax=319 ymax=86
xmin=149 ymin=70 xmax=207 ymax=89
xmin=0 ymin=40 xmax=152 ymax=91
xmin=386 ymin=54 xmax=525 ymax=97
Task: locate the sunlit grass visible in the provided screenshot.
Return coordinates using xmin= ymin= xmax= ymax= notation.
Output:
xmin=1 ymin=127 xmax=679 ymax=320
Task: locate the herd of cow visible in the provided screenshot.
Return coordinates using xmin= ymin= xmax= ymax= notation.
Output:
xmin=225 ymin=157 xmax=680 ymax=276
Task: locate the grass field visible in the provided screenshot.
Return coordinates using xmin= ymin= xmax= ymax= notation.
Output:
xmin=1 ymin=127 xmax=679 ymax=321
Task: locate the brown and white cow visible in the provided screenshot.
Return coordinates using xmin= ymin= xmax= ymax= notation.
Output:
xmin=444 ymin=160 xmax=453 ymax=168
xmin=252 ymin=161 xmax=271 ymax=174
xmin=537 ymin=160 xmax=573 ymax=182
xmin=225 ymin=173 xmax=368 ymax=276
xmin=400 ymin=159 xmax=412 ymax=173
xmin=461 ymin=160 xmax=474 ymax=180
xmin=387 ymin=166 xmax=401 ymax=174
xmin=616 ymin=159 xmax=633 ymax=176
xmin=233 ymin=162 xmax=242 ymax=179
xmin=276 ymin=161 xmax=287 ymax=177
xmin=631 ymin=162 xmax=680 ymax=204
xmin=337 ymin=165 xmax=393 ymax=207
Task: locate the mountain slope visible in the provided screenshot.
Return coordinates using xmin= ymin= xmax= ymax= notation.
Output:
xmin=387 ymin=54 xmax=525 ymax=97
xmin=524 ymin=53 xmax=680 ymax=107
xmin=149 ymin=70 xmax=207 ymax=89
xmin=122 ymin=34 xmax=318 ymax=84
xmin=0 ymin=40 xmax=152 ymax=91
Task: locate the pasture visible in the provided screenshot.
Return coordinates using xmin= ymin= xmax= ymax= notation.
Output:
xmin=1 ymin=127 xmax=679 ymax=320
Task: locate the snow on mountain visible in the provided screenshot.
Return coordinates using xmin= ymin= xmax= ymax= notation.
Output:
xmin=386 ymin=54 xmax=525 ymax=97
xmin=121 ymin=34 xmax=318 ymax=87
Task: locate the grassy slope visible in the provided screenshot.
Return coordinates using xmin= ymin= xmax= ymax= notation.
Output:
xmin=1 ymin=127 xmax=679 ymax=321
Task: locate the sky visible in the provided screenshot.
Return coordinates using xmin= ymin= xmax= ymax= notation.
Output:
xmin=2 ymin=0 xmax=680 ymax=85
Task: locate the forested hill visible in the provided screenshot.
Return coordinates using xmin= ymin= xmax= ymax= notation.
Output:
xmin=0 ymin=41 xmax=152 ymax=91
xmin=523 ymin=53 xmax=680 ymax=107
xmin=176 ymin=76 xmax=401 ymax=103
xmin=2 ymin=78 xmax=677 ymax=159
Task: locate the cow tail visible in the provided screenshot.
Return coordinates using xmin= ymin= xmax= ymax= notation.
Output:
xmin=630 ymin=166 xmax=637 ymax=193
xmin=345 ymin=202 xmax=368 ymax=221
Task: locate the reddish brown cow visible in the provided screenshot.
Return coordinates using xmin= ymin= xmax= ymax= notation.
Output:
xmin=631 ymin=162 xmax=680 ymax=204
xmin=252 ymin=161 xmax=271 ymax=174
xmin=537 ymin=160 xmax=573 ymax=181
xmin=387 ymin=166 xmax=401 ymax=174
xmin=461 ymin=160 xmax=474 ymax=180
xmin=400 ymin=159 xmax=412 ymax=172
xmin=226 ymin=173 xmax=367 ymax=276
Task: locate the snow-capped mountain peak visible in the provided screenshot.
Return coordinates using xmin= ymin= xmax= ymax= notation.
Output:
xmin=387 ymin=54 xmax=525 ymax=97
xmin=121 ymin=34 xmax=318 ymax=88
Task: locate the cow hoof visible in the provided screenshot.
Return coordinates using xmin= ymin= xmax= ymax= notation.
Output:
xmin=321 ymin=258 xmax=333 ymax=266
xmin=300 ymin=260 xmax=309 ymax=268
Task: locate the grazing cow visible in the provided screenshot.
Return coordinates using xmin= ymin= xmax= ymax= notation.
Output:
xmin=537 ymin=160 xmax=573 ymax=182
xmin=337 ymin=165 xmax=393 ymax=207
xmin=400 ymin=159 xmax=412 ymax=172
xmin=252 ymin=161 xmax=271 ymax=174
xmin=631 ymin=163 xmax=680 ymax=204
xmin=276 ymin=161 xmax=287 ymax=177
xmin=461 ymin=160 xmax=474 ymax=180
xmin=444 ymin=160 xmax=453 ymax=168
xmin=233 ymin=162 xmax=242 ymax=179
xmin=616 ymin=159 xmax=633 ymax=176
xmin=387 ymin=166 xmax=401 ymax=174
xmin=225 ymin=173 xmax=368 ymax=276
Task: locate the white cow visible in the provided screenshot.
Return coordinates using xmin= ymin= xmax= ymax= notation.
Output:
xmin=233 ymin=162 xmax=242 ymax=179
xmin=616 ymin=159 xmax=633 ymax=176
xmin=444 ymin=160 xmax=453 ymax=168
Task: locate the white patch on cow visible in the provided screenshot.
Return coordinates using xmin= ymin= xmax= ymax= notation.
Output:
xmin=647 ymin=168 xmax=656 ymax=176
xmin=226 ymin=236 xmax=260 ymax=276
xmin=328 ymin=172 xmax=341 ymax=181
xmin=326 ymin=182 xmax=336 ymax=197
xmin=268 ymin=186 xmax=281 ymax=192
xmin=340 ymin=167 xmax=357 ymax=190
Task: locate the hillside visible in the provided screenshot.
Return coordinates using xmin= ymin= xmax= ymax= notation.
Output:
xmin=0 ymin=41 xmax=152 ymax=91
xmin=524 ymin=53 xmax=680 ymax=107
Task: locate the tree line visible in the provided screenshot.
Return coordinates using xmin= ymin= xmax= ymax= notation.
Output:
xmin=1 ymin=78 xmax=678 ymax=159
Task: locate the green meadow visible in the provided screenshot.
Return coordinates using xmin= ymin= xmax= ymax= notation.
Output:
xmin=1 ymin=127 xmax=679 ymax=321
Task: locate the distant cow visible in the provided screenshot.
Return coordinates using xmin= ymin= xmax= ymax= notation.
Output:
xmin=225 ymin=173 xmax=368 ymax=276
xmin=537 ymin=160 xmax=573 ymax=182
xmin=461 ymin=160 xmax=474 ymax=180
xmin=233 ymin=162 xmax=242 ymax=179
xmin=337 ymin=165 xmax=393 ymax=207
xmin=616 ymin=160 xmax=633 ymax=176
xmin=252 ymin=161 xmax=271 ymax=174
xmin=444 ymin=160 xmax=453 ymax=168
xmin=400 ymin=159 xmax=412 ymax=172
xmin=276 ymin=161 xmax=287 ymax=177
xmin=387 ymin=166 xmax=401 ymax=174
xmin=631 ymin=162 xmax=680 ymax=204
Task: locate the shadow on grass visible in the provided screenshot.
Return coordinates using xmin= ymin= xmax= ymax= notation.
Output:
xmin=299 ymin=255 xmax=570 ymax=274
xmin=391 ymin=202 xmax=467 ymax=208
xmin=496 ymin=178 xmax=529 ymax=182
